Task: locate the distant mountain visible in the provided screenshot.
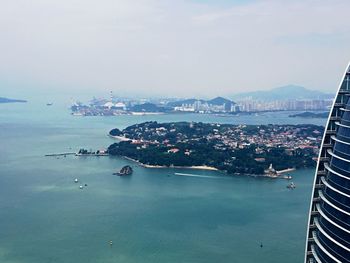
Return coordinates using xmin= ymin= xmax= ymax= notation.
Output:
xmin=0 ymin=97 xmax=27 ymax=103
xmin=130 ymin=103 xmax=167 ymax=112
xmin=231 ymin=85 xmax=333 ymax=101
xmin=208 ymin=96 xmax=236 ymax=106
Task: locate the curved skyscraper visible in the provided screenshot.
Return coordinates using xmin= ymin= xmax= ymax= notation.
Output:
xmin=305 ymin=64 xmax=350 ymax=262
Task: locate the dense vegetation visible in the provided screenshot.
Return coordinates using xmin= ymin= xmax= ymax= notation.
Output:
xmin=108 ymin=141 xmax=315 ymax=175
xmin=107 ymin=121 xmax=323 ymax=175
xmin=109 ymin=128 xmax=122 ymax=136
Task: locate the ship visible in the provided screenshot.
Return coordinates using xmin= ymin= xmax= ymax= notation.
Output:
xmin=113 ymin=165 xmax=133 ymax=176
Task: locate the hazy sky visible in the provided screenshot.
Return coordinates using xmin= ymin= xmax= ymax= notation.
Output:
xmin=1 ymin=0 xmax=350 ymax=98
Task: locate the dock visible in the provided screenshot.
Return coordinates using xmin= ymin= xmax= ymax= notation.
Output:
xmin=45 ymin=152 xmax=76 ymax=157
xmin=45 ymin=152 xmax=109 ymax=157
xmin=75 ymin=153 xmax=109 ymax=156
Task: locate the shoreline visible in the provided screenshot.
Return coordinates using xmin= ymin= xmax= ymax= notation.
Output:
xmin=109 ymin=134 xmax=132 ymax=141
xmin=141 ymin=164 xmax=219 ymax=171
xmin=122 ymin=156 xmax=218 ymax=171
xmin=276 ymin=168 xmax=296 ymax=174
xmin=121 ymin=156 xmax=297 ymax=177
xmin=131 ymin=112 xmax=164 ymax=115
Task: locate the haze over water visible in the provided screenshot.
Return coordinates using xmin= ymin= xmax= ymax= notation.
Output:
xmin=0 ymin=97 xmax=326 ymax=263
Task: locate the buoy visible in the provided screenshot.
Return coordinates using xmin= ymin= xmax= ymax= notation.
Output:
xmin=74 ymin=178 xmax=78 ymax=183
xmin=79 ymin=185 xmax=83 ymax=189
xmin=85 ymin=184 xmax=88 ymax=186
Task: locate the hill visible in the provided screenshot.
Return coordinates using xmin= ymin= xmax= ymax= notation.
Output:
xmin=232 ymin=85 xmax=333 ymax=101
xmin=208 ymin=96 xmax=236 ymax=106
xmin=167 ymin=97 xmax=235 ymax=107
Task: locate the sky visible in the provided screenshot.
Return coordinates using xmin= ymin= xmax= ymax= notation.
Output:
xmin=1 ymin=0 xmax=350 ymax=98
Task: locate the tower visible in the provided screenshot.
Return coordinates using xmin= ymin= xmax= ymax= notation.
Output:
xmin=305 ymin=64 xmax=350 ymax=262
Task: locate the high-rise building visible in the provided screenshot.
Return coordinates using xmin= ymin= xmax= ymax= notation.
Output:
xmin=305 ymin=64 xmax=350 ymax=262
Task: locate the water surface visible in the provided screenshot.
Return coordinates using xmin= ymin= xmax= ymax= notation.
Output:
xmin=0 ymin=98 xmax=326 ymax=263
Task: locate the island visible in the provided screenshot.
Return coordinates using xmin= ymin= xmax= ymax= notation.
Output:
xmin=113 ymin=165 xmax=133 ymax=176
xmin=289 ymin=111 xmax=329 ymax=118
xmin=0 ymin=97 xmax=27 ymax=103
xmin=107 ymin=121 xmax=324 ymax=177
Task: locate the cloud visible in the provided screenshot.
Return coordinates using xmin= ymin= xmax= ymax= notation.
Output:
xmin=0 ymin=0 xmax=349 ymax=97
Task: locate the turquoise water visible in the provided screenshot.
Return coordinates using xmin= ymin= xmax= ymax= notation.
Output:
xmin=0 ymin=98 xmax=326 ymax=263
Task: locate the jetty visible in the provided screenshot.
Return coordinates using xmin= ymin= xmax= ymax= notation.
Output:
xmin=45 ymin=152 xmax=76 ymax=157
xmin=46 ymin=152 xmax=109 ymax=157
xmin=45 ymin=148 xmax=109 ymax=157
xmin=264 ymin=164 xmax=295 ymax=179
xmin=75 ymin=153 xmax=109 ymax=156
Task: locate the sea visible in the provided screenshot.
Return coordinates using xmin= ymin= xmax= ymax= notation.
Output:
xmin=0 ymin=96 xmax=327 ymax=263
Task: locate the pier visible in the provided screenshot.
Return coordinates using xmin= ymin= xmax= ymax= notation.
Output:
xmin=45 ymin=152 xmax=76 ymax=157
xmin=75 ymin=153 xmax=109 ymax=156
xmin=45 ymin=152 xmax=109 ymax=157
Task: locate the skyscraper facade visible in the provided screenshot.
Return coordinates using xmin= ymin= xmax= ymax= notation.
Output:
xmin=305 ymin=65 xmax=350 ymax=262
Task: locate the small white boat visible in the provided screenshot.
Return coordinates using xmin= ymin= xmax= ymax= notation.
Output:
xmin=79 ymin=185 xmax=83 ymax=189
xmin=74 ymin=178 xmax=79 ymax=183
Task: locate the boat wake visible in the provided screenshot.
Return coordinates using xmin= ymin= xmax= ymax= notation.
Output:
xmin=174 ymin=172 xmax=220 ymax=179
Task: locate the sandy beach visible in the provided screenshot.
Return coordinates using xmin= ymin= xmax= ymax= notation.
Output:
xmin=122 ymin=156 xmax=218 ymax=171
xmin=122 ymin=156 xmax=294 ymax=177
xmin=109 ymin=134 xmax=132 ymax=141
xmin=141 ymin=164 xmax=218 ymax=171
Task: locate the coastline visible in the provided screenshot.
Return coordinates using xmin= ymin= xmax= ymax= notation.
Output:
xmin=121 ymin=156 xmax=296 ymax=179
xmin=122 ymin=156 xmax=218 ymax=171
xmin=276 ymin=168 xmax=296 ymax=174
xmin=131 ymin=112 xmax=164 ymax=115
xmin=109 ymin=134 xmax=132 ymax=141
xmin=142 ymin=164 xmax=219 ymax=171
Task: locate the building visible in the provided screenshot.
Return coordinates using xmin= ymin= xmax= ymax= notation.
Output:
xmin=236 ymin=98 xmax=332 ymax=112
xmin=305 ymin=64 xmax=350 ymax=262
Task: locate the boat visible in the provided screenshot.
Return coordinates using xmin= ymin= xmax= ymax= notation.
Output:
xmin=113 ymin=165 xmax=133 ymax=176
xmin=287 ymin=182 xmax=296 ymax=189
xmin=46 ymin=102 xmax=53 ymax=106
